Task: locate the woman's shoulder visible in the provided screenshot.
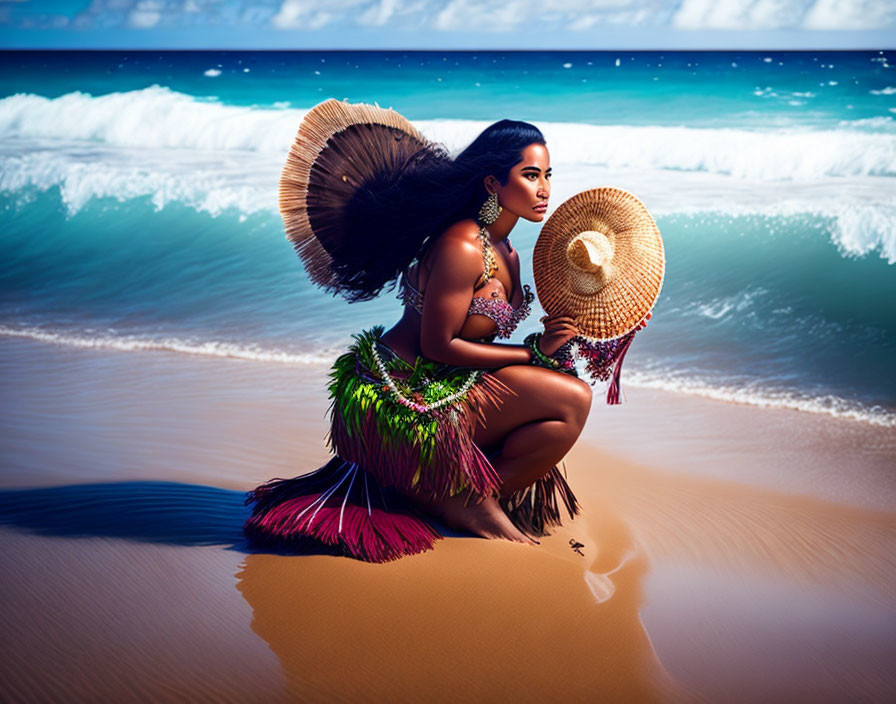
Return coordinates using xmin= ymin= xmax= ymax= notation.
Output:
xmin=420 ymin=219 xmax=485 ymax=281
xmin=442 ymin=218 xmax=482 ymax=244
xmin=425 ymin=219 xmax=482 ymax=258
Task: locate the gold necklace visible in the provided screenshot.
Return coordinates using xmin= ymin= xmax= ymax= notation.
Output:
xmin=478 ymin=226 xmax=499 ymax=279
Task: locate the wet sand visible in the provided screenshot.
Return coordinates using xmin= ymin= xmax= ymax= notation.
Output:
xmin=1 ymin=336 xmax=895 ymax=702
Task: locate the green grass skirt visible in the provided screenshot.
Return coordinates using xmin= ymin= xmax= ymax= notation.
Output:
xmin=244 ymin=326 xmax=579 ymax=562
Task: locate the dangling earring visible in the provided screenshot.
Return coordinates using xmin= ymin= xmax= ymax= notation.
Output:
xmin=477 ymin=191 xmax=502 ymax=225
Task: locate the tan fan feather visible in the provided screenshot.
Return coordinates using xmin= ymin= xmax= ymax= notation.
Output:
xmin=279 ymin=99 xmax=429 ymax=291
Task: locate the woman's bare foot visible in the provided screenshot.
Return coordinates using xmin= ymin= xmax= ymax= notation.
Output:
xmin=411 ymin=489 xmax=538 ymax=546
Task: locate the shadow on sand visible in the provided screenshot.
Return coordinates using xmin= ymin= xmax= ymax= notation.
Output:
xmin=0 ymin=480 xmax=466 ymax=558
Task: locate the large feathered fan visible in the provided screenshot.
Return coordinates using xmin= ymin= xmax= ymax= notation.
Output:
xmin=279 ymin=99 xmax=430 ymax=293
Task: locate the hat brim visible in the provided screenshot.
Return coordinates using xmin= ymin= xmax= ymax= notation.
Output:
xmin=533 ymin=187 xmax=665 ymax=341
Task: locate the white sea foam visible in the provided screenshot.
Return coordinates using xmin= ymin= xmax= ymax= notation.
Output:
xmin=429 ymin=117 xmax=896 ymax=179
xmin=2 ymin=87 xmax=896 ymax=179
xmin=838 ymin=116 xmax=896 ymax=130
xmin=0 ymin=86 xmax=302 ymax=153
xmin=531 ymin=121 xmax=896 ymax=180
xmin=0 ymin=141 xmax=279 ymax=217
xmin=693 ymin=288 xmax=768 ymax=321
xmin=0 ymin=324 xmax=334 ymax=366
xmin=3 ymin=136 xmax=895 ymax=263
xmin=2 ymin=87 xmax=895 ymax=263
xmin=623 ymin=370 xmax=896 ymax=429
xmin=3 ymin=323 xmax=892 ymax=429
xmin=550 ymin=165 xmax=896 ymax=264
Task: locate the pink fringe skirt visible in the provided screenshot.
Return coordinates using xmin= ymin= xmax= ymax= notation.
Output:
xmin=243 ymin=327 xmax=579 ymax=562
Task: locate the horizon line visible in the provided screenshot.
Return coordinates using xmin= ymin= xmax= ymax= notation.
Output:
xmin=2 ymin=47 xmax=893 ymax=52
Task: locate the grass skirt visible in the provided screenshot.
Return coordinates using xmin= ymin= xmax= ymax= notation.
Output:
xmin=244 ymin=326 xmax=579 ymax=562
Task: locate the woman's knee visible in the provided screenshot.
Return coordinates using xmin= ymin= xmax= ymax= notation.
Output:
xmin=564 ymin=376 xmax=592 ymax=427
xmin=541 ymin=373 xmax=592 ymax=428
xmin=485 ymin=365 xmax=592 ymax=432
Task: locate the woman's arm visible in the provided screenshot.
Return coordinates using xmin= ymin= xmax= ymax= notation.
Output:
xmin=419 ymin=225 xmax=532 ymax=369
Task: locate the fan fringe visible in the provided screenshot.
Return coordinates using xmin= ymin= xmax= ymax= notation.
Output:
xmin=279 ymin=99 xmax=429 ymax=292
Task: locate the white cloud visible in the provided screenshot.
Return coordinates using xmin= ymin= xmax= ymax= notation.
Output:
xmin=804 ymin=0 xmax=896 ymax=29
xmin=432 ymin=0 xmax=529 ymax=31
xmin=270 ymin=0 xmax=303 ymax=28
xmin=425 ymin=0 xmax=895 ymax=33
xmin=128 ymin=0 xmax=163 ymax=27
xmin=576 ymin=7 xmax=658 ymax=27
xmin=272 ymin=0 xmax=365 ymax=29
xmin=672 ymin=0 xmax=895 ymax=31
xmin=267 ymin=0 xmax=645 ymax=34
xmin=8 ymin=0 xmax=895 ymax=35
xmin=432 ymin=0 xmax=653 ymax=32
xmin=358 ymin=0 xmax=400 ymax=26
xmin=673 ymin=0 xmax=810 ymax=30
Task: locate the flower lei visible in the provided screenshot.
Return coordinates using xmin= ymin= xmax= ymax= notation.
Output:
xmin=370 ymin=341 xmax=480 ymax=414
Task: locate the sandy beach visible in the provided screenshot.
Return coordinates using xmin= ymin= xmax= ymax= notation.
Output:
xmin=2 ymin=336 xmax=895 ymax=703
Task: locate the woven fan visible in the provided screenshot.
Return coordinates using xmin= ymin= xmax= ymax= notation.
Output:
xmin=279 ymin=99 xmax=429 ymax=292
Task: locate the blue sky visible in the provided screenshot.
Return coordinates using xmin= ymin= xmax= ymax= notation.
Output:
xmin=1 ymin=0 xmax=894 ymax=49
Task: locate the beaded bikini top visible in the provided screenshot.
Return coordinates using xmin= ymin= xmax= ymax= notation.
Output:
xmin=398 ymin=229 xmax=534 ymax=339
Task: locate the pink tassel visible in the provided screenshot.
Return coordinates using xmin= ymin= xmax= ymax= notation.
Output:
xmin=606 ymin=332 xmax=635 ymax=405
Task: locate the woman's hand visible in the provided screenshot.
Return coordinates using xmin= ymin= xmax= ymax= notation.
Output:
xmin=539 ymin=313 xmax=580 ymax=356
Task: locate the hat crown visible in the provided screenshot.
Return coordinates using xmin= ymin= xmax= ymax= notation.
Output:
xmin=567 ymin=231 xmax=614 ymax=272
xmin=566 ymin=231 xmax=616 ymax=293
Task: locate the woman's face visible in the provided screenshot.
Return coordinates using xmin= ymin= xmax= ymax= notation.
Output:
xmin=487 ymin=143 xmax=552 ymax=223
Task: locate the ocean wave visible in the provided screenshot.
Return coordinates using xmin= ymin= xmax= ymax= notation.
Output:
xmin=3 ymin=148 xmax=895 ymax=263
xmin=669 ymin=202 xmax=896 ymax=265
xmin=623 ymin=370 xmax=896 ymax=429
xmin=2 ymin=86 xmax=896 ymax=264
xmin=0 ymin=145 xmax=279 ymax=217
xmin=532 ymin=121 xmax=896 ymax=179
xmin=0 ymin=87 xmax=301 ymax=153
xmin=0 ymin=324 xmax=334 ymax=366
xmin=2 ymin=87 xmax=896 ymax=179
xmin=837 ymin=116 xmax=896 ymax=131
xmin=554 ymin=165 xmax=896 ymax=264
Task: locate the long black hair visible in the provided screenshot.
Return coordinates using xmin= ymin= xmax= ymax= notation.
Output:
xmin=331 ymin=119 xmax=546 ymax=302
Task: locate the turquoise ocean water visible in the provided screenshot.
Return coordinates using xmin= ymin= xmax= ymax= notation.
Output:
xmin=1 ymin=50 xmax=895 ymax=426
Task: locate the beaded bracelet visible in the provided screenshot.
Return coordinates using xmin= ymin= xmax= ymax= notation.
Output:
xmin=524 ymin=333 xmax=561 ymax=369
xmin=524 ymin=333 xmax=579 ymax=375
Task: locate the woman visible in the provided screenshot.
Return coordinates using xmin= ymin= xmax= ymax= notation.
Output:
xmin=382 ymin=132 xmax=591 ymax=546
xmin=245 ymin=101 xmax=647 ymax=561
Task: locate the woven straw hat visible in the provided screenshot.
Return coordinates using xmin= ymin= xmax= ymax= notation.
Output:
xmin=279 ymin=98 xmax=430 ymax=292
xmin=533 ymin=187 xmax=665 ymax=341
